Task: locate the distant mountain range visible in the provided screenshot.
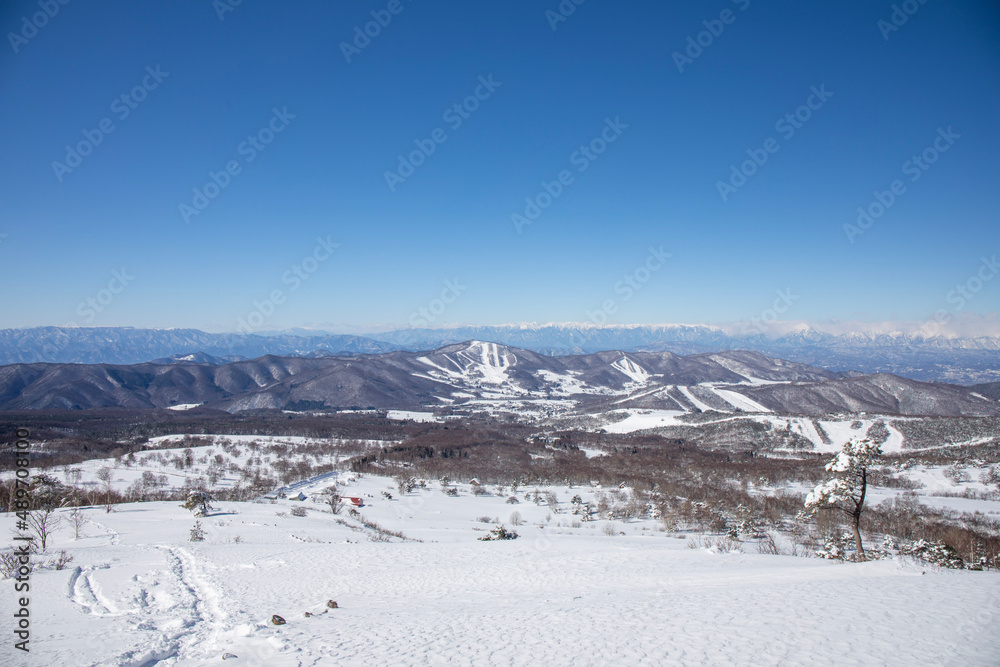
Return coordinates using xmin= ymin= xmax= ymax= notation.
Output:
xmin=1 ymin=325 xmax=998 ymax=384
xmin=0 ymin=327 xmax=398 ymax=365
xmin=364 ymin=324 xmax=1000 ymax=384
xmin=0 ymin=341 xmax=996 ymax=418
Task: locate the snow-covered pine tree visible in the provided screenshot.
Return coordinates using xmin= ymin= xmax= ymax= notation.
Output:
xmin=182 ymin=490 xmax=212 ymax=516
xmin=804 ymin=437 xmax=882 ymax=557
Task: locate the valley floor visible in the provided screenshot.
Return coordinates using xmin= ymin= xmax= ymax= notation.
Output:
xmin=5 ymin=475 xmax=1000 ymax=666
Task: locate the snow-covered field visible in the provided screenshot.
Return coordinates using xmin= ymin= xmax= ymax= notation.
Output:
xmin=44 ymin=434 xmax=1000 ymax=521
xmin=5 ymin=471 xmax=1000 ymax=666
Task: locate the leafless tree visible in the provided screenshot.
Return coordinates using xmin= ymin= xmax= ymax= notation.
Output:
xmin=320 ymin=485 xmax=343 ymax=514
xmin=26 ymin=508 xmax=60 ymax=552
xmin=68 ymin=507 xmax=87 ymax=540
xmin=96 ymin=466 xmax=116 ymax=513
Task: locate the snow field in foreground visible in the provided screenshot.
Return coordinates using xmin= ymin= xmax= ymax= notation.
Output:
xmin=4 ymin=472 xmax=1000 ymax=666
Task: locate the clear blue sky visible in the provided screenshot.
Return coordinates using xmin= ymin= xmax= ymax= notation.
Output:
xmin=2 ymin=0 xmax=998 ymax=332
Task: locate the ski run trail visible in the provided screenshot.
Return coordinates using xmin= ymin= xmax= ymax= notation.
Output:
xmin=3 ymin=472 xmax=999 ymax=666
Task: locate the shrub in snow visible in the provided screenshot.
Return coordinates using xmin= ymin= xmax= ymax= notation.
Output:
xmin=943 ymin=466 xmax=969 ymax=485
xmin=479 ymin=525 xmax=519 ymax=541
xmin=394 ymin=475 xmax=416 ymax=494
xmin=444 ymin=487 xmax=458 ymax=497
xmin=688 ymin=536 xmax=743 ymax=553
xmin=708 ymin=512 xmax=728 ymax=534
xmin=508 ymin=511 xmax=523 ymax=526
xmin=45 ymin=550 xmax=74 ymax=571
xmin=734 ymin=504 xmax=764 ymax=538
xmin=659 ymin=510 xmax=678 ymax=533
xmin=816 ymin=533 xmax=892 ymax=562
xmin=189 ymin=520 xmax=206 ymax=542
xmin=900 ymin=539 xmax=965 ymax=569
xmin=506 ymin=496 xmax=520 ymax=504
xmin=0 ymin=548 xmax=29 ymax=579
xmin=804 ymin=438 xmax=882 ymax=556
xmin=290 ymin=506 xmax=307 ymax=517
xmin=182 ymin=490 xmax=213 ymax=516
xmin=978 ymin=466 xmax=999 ymax=486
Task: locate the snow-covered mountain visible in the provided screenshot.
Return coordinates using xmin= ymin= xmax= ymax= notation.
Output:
xmin=366 ymin=324 xmax=1000 ymax=384
xmin=1 ymin=341 xmax=996 ymax=418
xmin=4 ymin=325 xmax=998 ymax=383
xmin=0 ymin=327 xmax=399 ymax=365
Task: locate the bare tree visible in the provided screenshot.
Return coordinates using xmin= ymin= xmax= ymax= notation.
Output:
xmin=67 ymin=507 xmax=88 ymax=540
xmin=26 ymin=508 xmax=60 ymax=552
xmin=320 ymin=485 xmax=343 ymax=514
xmin=96 ymin=466 xmax=116 ymax=513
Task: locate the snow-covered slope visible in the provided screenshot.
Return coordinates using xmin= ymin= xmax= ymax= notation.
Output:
xmin=9 ymin=473 xmax=1000 ymax=666
xmin=1 ymin=341 xmax=997 ymax=419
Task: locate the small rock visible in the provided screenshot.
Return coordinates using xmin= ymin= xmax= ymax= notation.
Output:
xmin=272 ymin=614 xmax=286 ymax=625
xmin=222 ymin=653 xmax=238 ymax=660
xmin=304 ymin=612 xmax=313 ymax=617
xmin=326 ymin=600 xmax=338 ymax=609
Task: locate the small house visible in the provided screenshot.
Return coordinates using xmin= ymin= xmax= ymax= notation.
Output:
xmin=344 ymin=496 xmax=364 ymax=507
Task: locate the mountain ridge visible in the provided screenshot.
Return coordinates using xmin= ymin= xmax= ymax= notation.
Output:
xmin=0 ymin=340 xmax=995 ymax=418
xmin=3 ymin=325 xmax=998 ymax=384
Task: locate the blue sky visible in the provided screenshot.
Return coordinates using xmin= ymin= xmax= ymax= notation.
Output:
xmin=2 ymin=0 xmax=998 ymax=333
